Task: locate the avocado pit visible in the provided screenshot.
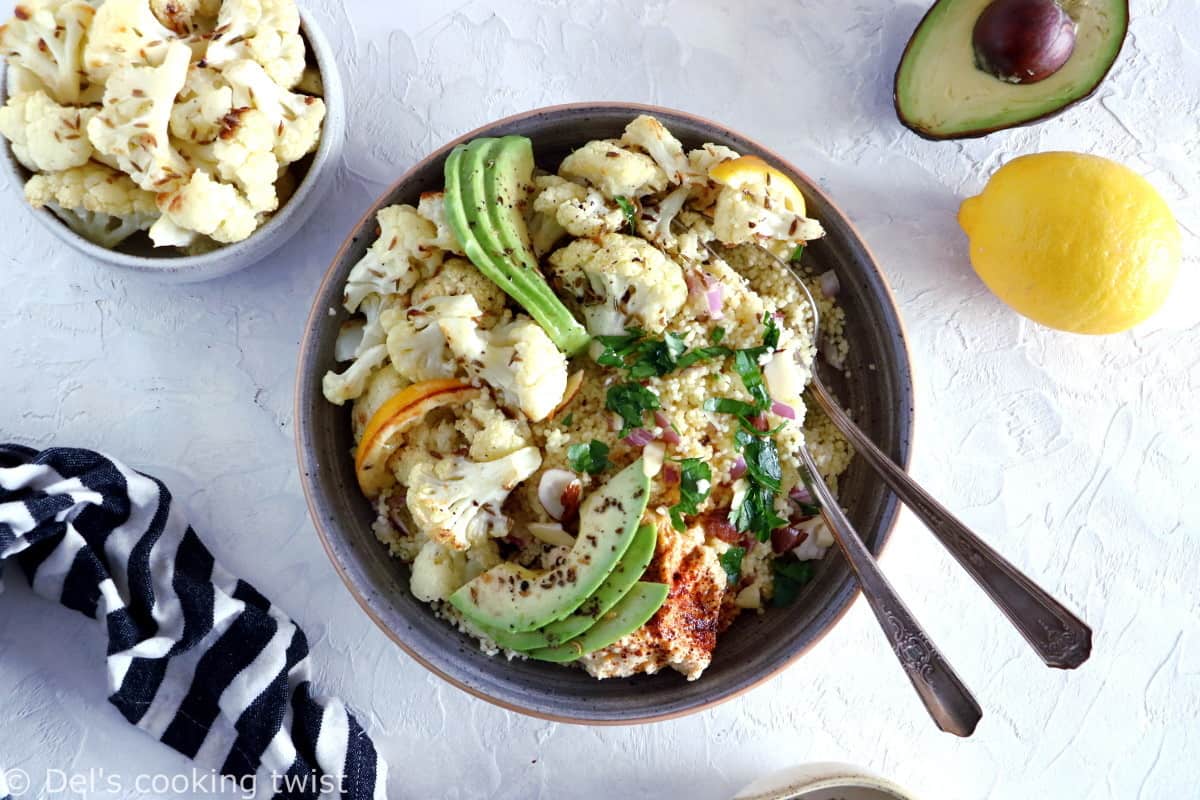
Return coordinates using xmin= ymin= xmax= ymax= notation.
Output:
xmin=973 ymin=0 xmax=1077 ymax=84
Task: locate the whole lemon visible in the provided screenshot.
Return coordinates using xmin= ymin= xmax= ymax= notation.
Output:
xmin=958 ymin=152 xmax=1180 ymax=334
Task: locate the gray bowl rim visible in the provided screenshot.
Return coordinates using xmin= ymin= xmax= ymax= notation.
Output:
xmin=295 ymin=101 xmax=915 ymax=725
xmin=0 ymin=8 xmax=343 ymax=279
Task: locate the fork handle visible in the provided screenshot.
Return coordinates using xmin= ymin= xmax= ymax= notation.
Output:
xmin=807 ymin=376 xmax=1092 ymax=669
xmin=795 ymin=445 xmax=982 ymax=736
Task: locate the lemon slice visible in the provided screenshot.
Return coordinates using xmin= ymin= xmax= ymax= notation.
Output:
xmin=709 ymin=155 xmax=807 ymax=216
xmin=354 ymin=378 xmax=479 ymax=499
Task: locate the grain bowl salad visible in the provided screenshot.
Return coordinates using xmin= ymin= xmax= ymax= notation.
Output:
xmin=323 ymin=116 xmax=851 ymax=681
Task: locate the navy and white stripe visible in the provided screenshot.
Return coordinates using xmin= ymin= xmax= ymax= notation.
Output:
xmin=0 ymin=445 xmax=386 ymax=799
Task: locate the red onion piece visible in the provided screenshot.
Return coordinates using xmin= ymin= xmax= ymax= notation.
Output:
xmin=751 ymin=413 xmax=770 ymax=432
xmin=789 ymin=485 xmax=813 ymax=504
xmin=705 ymin=283 xmax=724 ymax=320
xmin=771 ymin=400 xmax=796 ymax=419
xmin=654 ymin=411 xmax=682 ymax=444
xmin=818 ymin=269 xmax=840 ymax=298
xmin=623 ymin=428 xmax=655 ymax=447
xmin=730 ymin=455 xmax=747 ymax=479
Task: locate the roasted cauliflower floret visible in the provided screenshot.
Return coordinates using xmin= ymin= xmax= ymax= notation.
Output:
xmin=409 ymin=539 xmax=466 ymax=603
xmin=711 ymin=168 xmax=825 ymax=246
xmin=322 ymin=294 xmax=394 ymax=406
xmin=0 ymin=91 xmax=94 ymax=172
xmin=620 ymin=114 xmax=688 ymax=185
xmin=197 ymin=107 xmax=281 ymax=212
xmin=406 ymin=447 xmax=542 ymax=551
xmin=532 ymin=174 xmax=624 ymax=239
xmin=24 ymin=162 xmax=158 ymax=247
xmin=169 ymin=66 xmax=233 ymax=144
xmin=82 ymin=0 xmax=182 ymax=83
xmin=439 ymin=316 xmax=569 ymax=423
xmin=223 ymin=59 xmax=324 ymax=164
xmin=380 ymin=294 xmax=481 ymax=384
xmin=455 ymin=391 xmax=534 ymax=462
xmin=205 ymin=0 xmax=305 ymax=89
xmin=410 ymin=258 xmax=507 ymax=327
xmin=0 ymin=0 xmax=95 ymax=104
xmin=87 ymin=40 xmax=192 ymax=193
xmin=559 ymin=139 xmax=668 ymax=199
xmin=683 ymin=143 xmax=739 ymax=209
xmin=150 ymin=0 xmax=220 ymax=34
xmin=416 ymin=191 xmax=464 ymax=255
xmin=547 ymin=233 xmax=688 ymax=335
xmin=343 ymin=204 xmax=442 ymax=313
xmin=350 ymin=363 xmax=407 ymax=441
xmin=154 ymin=168 xmax=257 ymax=243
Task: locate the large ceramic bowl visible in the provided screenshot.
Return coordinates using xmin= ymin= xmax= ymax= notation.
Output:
xmin=0 ymin=10 xmax=344 ymax=283
xmin=296 ymin=103 xmax=913 ymax=723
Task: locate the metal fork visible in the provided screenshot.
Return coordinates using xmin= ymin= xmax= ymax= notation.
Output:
xmin=675 ymin=217 xmax=1091 ymax=733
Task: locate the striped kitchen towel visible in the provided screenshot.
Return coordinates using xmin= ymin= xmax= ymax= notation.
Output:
xmin=0 ymin=445 xmax=387 ymax=799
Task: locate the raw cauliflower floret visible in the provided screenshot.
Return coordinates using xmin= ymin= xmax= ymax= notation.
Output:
xmin=406 ymin=447 xmax=542 ymax=551
xmin=24 ymin=162 xmax=159 ymax=247
xmin=0 ymin=0 xmax=94 ymax=104
xmin=620 ymin=114 xmax=688 ymax=185
xmin=381 ymin=294 xmax=481 ymax=384
xmin=343 ymin=204 xmax=442 ymax=313
xmin=154 ymin=168 xmax=258 ymax=243
xmin=205 ymin=0 xmax=305 ymax=89
xmin=455 ymin=391 xmax=534 ymax=462
xmin=532 ymin=174 xmax=624 ymax=239
xmin=416 ymin=191 xmax=464 ymax=254
xmin=169 ymin=66 xmax=233 ymax=144
xmin=559 ymin=140 xmax=668 ymax=199
xmin=87 ymin=40 xmax=192 ymax=193
xmin=0 ymin=91 xmax=94 ymax=172
xmin=440 ymin=316 xmax=569 ymax=423
xmin=82 ymin=0 xmax=187 ymax=83
xmin=547 ymin=233 xmax=688 ymax=335
xmin=711 ymin=170 xmax=825 ymax=246
xmin=151 ymin=0 xmax=220 ymax=34
xmin=410 ymin=258 xmax=507 ymax=326
xmin=223 ymin=59 xmax=324 ymax=164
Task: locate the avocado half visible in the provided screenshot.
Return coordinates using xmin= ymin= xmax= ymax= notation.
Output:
xmin=894 ymin=0 xmax=1129 ymax=140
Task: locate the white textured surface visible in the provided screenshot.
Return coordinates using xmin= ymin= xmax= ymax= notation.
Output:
xmin=1 ymin=0 xmax=1198 ymax=797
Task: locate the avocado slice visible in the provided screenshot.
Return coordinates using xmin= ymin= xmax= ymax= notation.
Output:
xmin=448 ymin=459 xmax=651 ymax=633
xmin=444 ymin=138 xmax=590 ymax=354
xmin=527 ymin=582 xmax=670 ymax=663
xmin=894 ymin=0 xmax=1128 ymax=140
xmin=485 ymin=136 xmax=540 ymax=273
xmin=480 ymin=522 xmax=659 ymax=652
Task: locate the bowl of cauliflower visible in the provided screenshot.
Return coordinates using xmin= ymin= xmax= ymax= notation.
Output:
xmin=0 ymin=0 xmax=343 ymax=281
xmin=296 ymin=103 xmax=914 ymax=723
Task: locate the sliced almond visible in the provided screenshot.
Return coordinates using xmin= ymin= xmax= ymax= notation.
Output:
xmin=538 ymin=469 xmax=581 ymax=521
xmin=642 ymin=441 xmax=666 ymax=477
xmin=527 ymin=521 xmax=576 ymax=548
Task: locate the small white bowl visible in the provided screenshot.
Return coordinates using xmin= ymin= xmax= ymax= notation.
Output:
xmin=0 ymin=8 xmax=344 ymax=283
xmin=734 ymin=763 xmax=920 ymax=800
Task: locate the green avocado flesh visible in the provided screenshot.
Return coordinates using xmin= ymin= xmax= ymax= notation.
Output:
xmin=895 ymin=0 xmax=1128 ymax=139
xmin=527 ymin=582 xmax=670 ymax=663
xmin=481 ymin=522 xmax=659 ymax=652
xmin=448 ymin=459 xmax=651 ymax=633
xmin=443 ymin=138 xmax=590 ymax=354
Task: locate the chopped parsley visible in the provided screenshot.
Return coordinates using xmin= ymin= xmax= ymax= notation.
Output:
xmin=710 ymin=326 xmax=726 ymax=344
xmin=559 ymin=412 xmax=574 ymax=428
xmin=605 ymin=381 xmax=660 ymax=436
xmin=598 ymin=328 xmax=726 ymax=377
xmin=703 ymin=397 xmax=759 ymax=417
xmin=615 ymin=195 xmax=638 ymax=233
xmin=568 ymin=440 xmax=610 ymax=475
xmin=729 ymin=482 xmax=786 ymax=542
xmin=719 ymin=546 xmax=746 ymax=585
xmin=763 ymin=313 xmax=781 ymax=349
xmin=789 ymin=244 xmax=805 ymax=263
xmin=771 ymin=557 xmax=814 ymax=607
xmin=669 ymin=457 xmax=711 ymax=531
xmin=733 ymin=348 xmax=770 ymax=409
xmin=737 ymin=430 xmax=782 ymax=492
